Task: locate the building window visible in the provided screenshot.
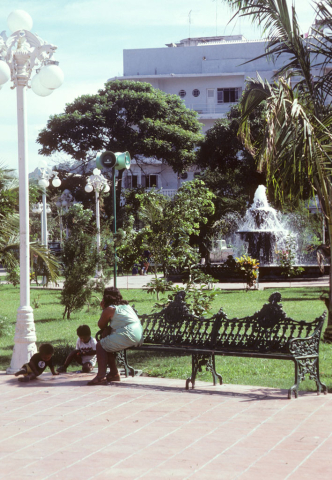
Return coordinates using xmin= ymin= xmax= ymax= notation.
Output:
xmin=127 ymin=175 xmax=138 ymax=188
xmin=181 ymin=172 xmax=188 ymax=179
xmin=179 ymin=90 xmax=186 ymax=98
xmin=192 ymin=89 xmax=200 ymax=97
xmin=143 ymin=175 xmax=158 ymax=188
xmin=217 ymin=87 xmax=241 ymax=103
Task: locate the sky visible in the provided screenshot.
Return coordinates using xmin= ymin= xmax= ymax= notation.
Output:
xmin=0 ymin=0 xmax=318 ymax=174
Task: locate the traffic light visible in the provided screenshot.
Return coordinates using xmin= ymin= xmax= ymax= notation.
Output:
xmin=96 ymin=151 xmax=131 ymax=171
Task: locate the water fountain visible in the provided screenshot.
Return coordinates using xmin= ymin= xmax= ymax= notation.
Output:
xmin=204 ymin=185 xmax=327 ymax=281
xmin=236 ymin=185 xmax=288 ymax=265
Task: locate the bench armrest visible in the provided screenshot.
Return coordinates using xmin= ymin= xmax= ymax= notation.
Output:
xmin=288 ymin=314 xmax=326 ymax=356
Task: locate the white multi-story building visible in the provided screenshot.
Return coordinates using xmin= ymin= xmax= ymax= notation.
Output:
xmin=111 ymin=35 xmax=292 ymax=194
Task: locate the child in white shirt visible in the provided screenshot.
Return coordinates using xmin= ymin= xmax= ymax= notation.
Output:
xmin=57 ymin=325 xmax=97 ymax=373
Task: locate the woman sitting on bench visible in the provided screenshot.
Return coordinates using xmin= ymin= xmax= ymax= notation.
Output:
xmin=87 ymin=287 xmax=143 ymax=385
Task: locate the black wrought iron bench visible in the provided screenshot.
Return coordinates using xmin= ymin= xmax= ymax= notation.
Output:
xmin=103 ymin=291 xmax=327 ymax=399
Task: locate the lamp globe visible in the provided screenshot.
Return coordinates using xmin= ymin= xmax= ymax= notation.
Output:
xmin=7 ymin=10 xmax=33 ymax=33
xmin=52 ymin=177 xmax=61 ymax=188
xmin=31 ymin=74 xmax=53 ymax=97
xmin=38 ymin=178 xmax=49 ymax=188
xmin=0 ymin=61 xmax=11 ymax=86
xmin=39 ymin=64 xmax=64 ymax=90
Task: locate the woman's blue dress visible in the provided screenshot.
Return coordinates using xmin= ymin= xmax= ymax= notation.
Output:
xmin=100 ymin=304 xmax=143 ymax=352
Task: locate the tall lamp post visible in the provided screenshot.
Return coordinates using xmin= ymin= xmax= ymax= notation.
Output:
xmin=85 ymin=168 xmax=110 ymax=277
xmin=0 ymin=10 xmax=64 ymax=373
xmin=37 ymin=168 xmax=61 ymax=248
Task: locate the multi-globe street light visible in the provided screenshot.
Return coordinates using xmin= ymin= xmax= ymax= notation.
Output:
xmin=0 ymin=10 xmax=64 ymax=373
xmin=85 ymin=168 xmax=110 ymax=277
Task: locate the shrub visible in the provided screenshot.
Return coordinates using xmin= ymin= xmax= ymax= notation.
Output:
xmin=235 ymin=254 xmax=259 ymax=290
xmin=52 ymin=343 xmax=77 ymax=366
xmin=143 ymin=277 xmax=174 ymax=300
xmin=275 ymin=234 xmax=304 ymax=278
xmin=6 ymin=265 xmax=20 ymax=287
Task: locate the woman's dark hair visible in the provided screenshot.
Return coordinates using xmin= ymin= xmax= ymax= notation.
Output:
xmin=76 ymin=325 xmax=91 ymax=337
xmin=39 ymin=343 xmax=54 ymax=355
xmin=103 ymin=287 xmax=128 ymax=307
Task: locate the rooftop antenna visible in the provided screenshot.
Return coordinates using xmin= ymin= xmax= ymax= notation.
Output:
xmin=188 ymin=10 xmax=192 ymax=39
xmin=213 ymin=0 xmax=218 ymax=36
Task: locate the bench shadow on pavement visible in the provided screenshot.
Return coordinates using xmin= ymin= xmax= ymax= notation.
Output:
xmin=3 ymin=374 xmax=309 ymax=402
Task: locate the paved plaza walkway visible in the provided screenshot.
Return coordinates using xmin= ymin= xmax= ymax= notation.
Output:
xmin=29 ymin=273 xmax=330 ymax=291
xmin=1 ymin=267 xmax=330 ymax=290
xmin=0 ymin=371 xmax=331 ymax=479
xmin=109 ymin=274 xmax=330 ymax=290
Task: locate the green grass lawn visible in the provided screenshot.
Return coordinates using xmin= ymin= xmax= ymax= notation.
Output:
xmin=0 ymin=284 xmax=331 ymax=393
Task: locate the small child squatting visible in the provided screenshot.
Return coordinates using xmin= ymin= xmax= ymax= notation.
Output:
xmin=15 ymin=343 xmax=59 ymax=382
xmin=57 ymin=324 xmax=97 ymax=374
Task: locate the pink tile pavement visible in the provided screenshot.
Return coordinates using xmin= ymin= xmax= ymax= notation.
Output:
xmin=0 ymin=371 xmax=331 ymax=479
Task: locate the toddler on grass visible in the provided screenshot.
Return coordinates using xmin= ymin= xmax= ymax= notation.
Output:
xmin=15 ymin=343 xmax=59 ymax=382
xmin=57 ymin=325 xmax=97 ymax=373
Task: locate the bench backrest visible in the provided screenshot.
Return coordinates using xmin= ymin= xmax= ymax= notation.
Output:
xmin=140 ymin=291 xmax=326 ymax=353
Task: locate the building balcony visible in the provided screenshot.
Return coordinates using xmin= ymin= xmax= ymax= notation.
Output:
xmin=146 ymin=187 xmax=177 ymax=198
xmin=186 ymin=102 xmax=237 ymax=117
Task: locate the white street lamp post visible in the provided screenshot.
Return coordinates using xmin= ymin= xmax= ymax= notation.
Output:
xmin=37 ymin=168 xmax=61 ymax=248
xmin=0 ymin=10 xmax=64 ymax=373
xmin=85 ymin=168 xmax=110 ymax=277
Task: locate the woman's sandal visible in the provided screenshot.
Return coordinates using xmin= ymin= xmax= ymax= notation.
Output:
xmin=87 ymin=376 xmax=106 ymax=386
xmin=106 ymin=372 xmax=121 ymax=382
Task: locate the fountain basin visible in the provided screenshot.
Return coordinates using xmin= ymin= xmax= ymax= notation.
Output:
xmin=202 ymin=264 xmax=330 ymax=282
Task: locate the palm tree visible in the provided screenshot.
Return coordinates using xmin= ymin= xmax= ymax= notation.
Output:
xmin=0 ymin=163 xmax=59 ymax=284
xmin=222 ymin=0 xmax=332 ymax=337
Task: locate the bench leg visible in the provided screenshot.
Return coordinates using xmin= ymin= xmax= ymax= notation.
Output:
xmin=116 ymin=350 xmax=136 ymax=377
xmin=315 ymin=357 xmax=328 ymax=395
xmin=288 ymin=357 xmax=327 ymax=399
xmin=186 ymin=354 xmax=222 ymax=390
xmin=207 ymin=355 xmax=223 ymax=386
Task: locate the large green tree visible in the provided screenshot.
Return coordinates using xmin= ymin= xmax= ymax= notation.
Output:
xmin=37 ymin=80 xmax=204 ymax=205
xmin=222 ymin=0 xmax=332 ymax=335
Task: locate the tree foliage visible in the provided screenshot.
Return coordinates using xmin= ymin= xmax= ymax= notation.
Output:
xmin=37 ymin=80 xmax=203 ymax=175
xmin=197 ymin=103 xmax=266 ymax=224
xmin=60 ymin=205 xmax=100 ymax=319
xmin=120 ymin=180 xmax=215 ymax=276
